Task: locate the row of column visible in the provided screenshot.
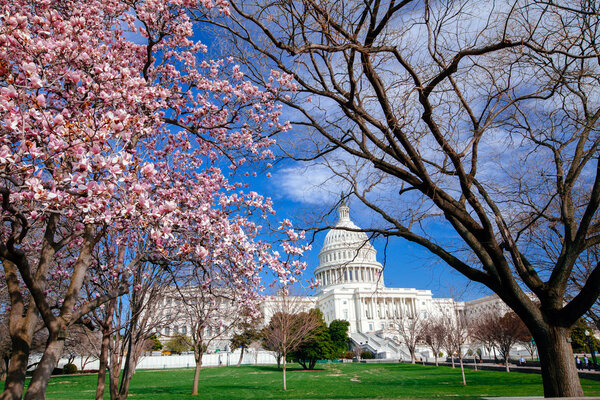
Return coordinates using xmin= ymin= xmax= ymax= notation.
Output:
xmin=360 ymin=297 xmax=417 ymax=320
xmin=316 ymin=266 xmax=381 ymax=286
xmin=321 ymin=248 xmax=370 ymax=263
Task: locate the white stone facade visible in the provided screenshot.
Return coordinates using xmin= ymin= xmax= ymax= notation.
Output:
xmin=312 ymin=201 xmax=494 ymax=335
xmin=157 ymin=202 xmax=508 ymax=357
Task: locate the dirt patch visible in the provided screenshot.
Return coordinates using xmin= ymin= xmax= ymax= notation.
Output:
xmin=290 ymin=369 xmax=327 ymax=373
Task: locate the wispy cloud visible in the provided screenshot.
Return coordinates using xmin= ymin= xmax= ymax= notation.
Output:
xmin=273 ymin=163 xmax=347 ymax=205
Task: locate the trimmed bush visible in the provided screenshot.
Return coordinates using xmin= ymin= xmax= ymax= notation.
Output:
xmin=63 ymin=363 xmax=77 ymax=374
xmin=360 ymin=350 xmax=375 ymax=359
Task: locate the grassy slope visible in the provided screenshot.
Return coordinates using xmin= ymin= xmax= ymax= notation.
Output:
xmin=9 ymin=363 xmax=600 ymax=400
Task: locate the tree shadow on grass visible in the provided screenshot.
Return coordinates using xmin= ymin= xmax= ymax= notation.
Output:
xmin=243 ymin=365 xmax=325 ymax=372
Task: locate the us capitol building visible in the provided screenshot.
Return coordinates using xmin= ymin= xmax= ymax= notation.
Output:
xmin=277 ymin=200 xmax=504 ymax=357
xmin=158 ymin=200 xmax=507 ymax=358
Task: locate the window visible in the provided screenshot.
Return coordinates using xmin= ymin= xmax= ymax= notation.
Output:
xmin=344 ymin=310 xmax=348 ymax=319
xmin=181 ymin=326 xmax=187 ymax=334
xmin=343 ymin=300 xmax=347 ymax=305
xmin=165 ymin=327 xmax=170 ymax=336
xmin=369 ymin=323 xmax=373 ymax=331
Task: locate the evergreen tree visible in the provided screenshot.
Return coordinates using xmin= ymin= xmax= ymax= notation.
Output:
xmin=328 ymin=320 xmax=350 ymax=358
xmin=289 ymin=310 xmax=335 ymax=370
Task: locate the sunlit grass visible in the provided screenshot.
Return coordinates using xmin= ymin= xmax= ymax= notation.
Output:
xmin=6 ymin=362 xmax=600 ymax=399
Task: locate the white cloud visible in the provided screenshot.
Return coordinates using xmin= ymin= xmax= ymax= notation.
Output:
xmin=274 ymin=163 xmax=348 ymax=205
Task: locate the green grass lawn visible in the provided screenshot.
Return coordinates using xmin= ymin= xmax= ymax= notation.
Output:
xmin=7 ymin=362 xmax=600 ymax=399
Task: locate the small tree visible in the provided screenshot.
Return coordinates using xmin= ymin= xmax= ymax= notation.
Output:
xmin=261 ymin=290 xmax=320 ymax=390
xmin=166 ymin=334 xmax=192 ymax=355
xmin=328 ymin=320 xmax=350 ymax=358
xmin=421 ymin=317 xmax=446 ymax=366
xmin=231 ymin=328 xmax=260 ymax=367
xmin=470 ymin=313 xmax=499 ymax=362
xmin=570 ymin=319 xmax=600 ymax=353
xmin=490 ymin=313 xmax=530 ymax=372
xmin=146 ymin=334 xmax=163 ymax=353
xmin=393 ymin=309 xmax=424 ymax=364
xmin=290 ymin=310 xmax=335 ymax=370
xmin=443 ymin=307 xmax=470 ymax=385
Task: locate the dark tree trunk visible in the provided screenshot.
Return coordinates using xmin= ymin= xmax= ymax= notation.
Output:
xmin=24 ymin=335 xmax=65 ymax=400
xmin=0 ymin=355 xmax=8 ymax=381
xmin=108 ymin=337 xmax=121 ymax=400
xmin=116 ymin=344 xmax=137 ymax=400
xmin=95 ymin=304 xmax=113 ymax=400
xmin=0 ymin=339 xmax=31 ymax=400
xmin=1 ymin=261 xmax=38 ymax=400
xmin=535 ymin=326 xmax=584 ymax=398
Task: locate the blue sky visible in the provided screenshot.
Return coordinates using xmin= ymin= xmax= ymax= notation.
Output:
xmin=185 ymin=16 xmax=491 ymax=302
xmin=244 ymin=158 xmax=489 ymax=301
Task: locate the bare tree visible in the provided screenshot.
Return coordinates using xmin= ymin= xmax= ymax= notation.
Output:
xmin=470 ymin=313 xmax=500 ymax=362
xmin=231 ymin=327 xmax=260 ymax=367
xmin=176 ymin=285 xmax=255 ymax=396
xmin=491 ymin=312 xmax=531 ymax=372
xmin=61 ymin=323 xmax=100 ymax=371
xmin=391 ymin=306 xmax=424 ymax=364
xmin=421 ymin=316 xmax=446 ymax=366
xmin=261 ymin=289 xmax=320 ymax=391
xmin=443 ymin=307 xmax=470 ymax=386
xmin=196 ymin=1 xmax=600 ymax=396
xmin=105 ymin=261 xmax=173 ymax=400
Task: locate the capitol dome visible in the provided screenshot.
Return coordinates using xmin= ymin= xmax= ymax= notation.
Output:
xmin=314 ymin=199 xmax=384 ymax=291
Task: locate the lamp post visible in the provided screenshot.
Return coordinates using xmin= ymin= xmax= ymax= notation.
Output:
xmin=530 ymin=337 xmax=539 ymax=361
xmin=585 ymin=330 xmax=597 ymax=369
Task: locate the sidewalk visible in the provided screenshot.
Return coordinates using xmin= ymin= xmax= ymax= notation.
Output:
xmin=483 ymin=397 xmax=600 ymax=400
xmin=417 ymin=360 xmax=600 ymax=381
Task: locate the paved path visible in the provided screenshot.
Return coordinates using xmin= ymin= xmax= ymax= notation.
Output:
xmin=483 ymin=397 xmax=600 ymax=400
xmin=419 ymin=360 xmax=600 ymax=380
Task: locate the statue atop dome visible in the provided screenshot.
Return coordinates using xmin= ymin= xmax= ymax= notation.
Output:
xmin=338 ymin=192 xmax=350 ymax=222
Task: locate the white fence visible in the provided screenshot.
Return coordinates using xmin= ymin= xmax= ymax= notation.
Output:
xmin=55 ymin=349 xmax=278 ymax=371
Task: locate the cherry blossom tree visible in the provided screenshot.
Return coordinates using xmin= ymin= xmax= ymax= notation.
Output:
xmin=0 ymin=1 xmax=303 ymax=399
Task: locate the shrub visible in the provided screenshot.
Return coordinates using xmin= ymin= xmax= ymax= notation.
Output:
xmin=63 ymin=363 xmax=77 ymax=374
xmin=361 ymin=350 xmax=375 ymax=359
xmin=165 ymin=334 xmax=192 ymax=355
xmin=343 ymin=351 xmax=355 ymax=359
